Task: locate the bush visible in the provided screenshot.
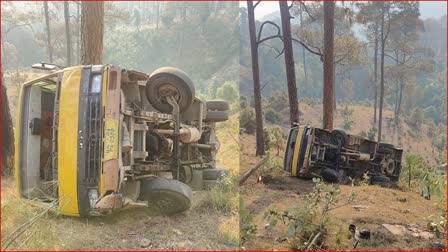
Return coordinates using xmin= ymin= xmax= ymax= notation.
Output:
xmin=240 ymin=199 xmax=257 ymax=248
xmin=264 ymin=127 xmax=285 ymax=156
xmin=196 ymin=172 xmax=239 ymax=213
xmin=398 ymin=154 xmax=446 ymax=197
xmin=359 ymin=131 xmax=367 ymax=138
xmin=217 ymin=81 xmax=238 ymax=103
xmin=367 ymin=127 xmax=377 ymax=141
xmin=343 ymin=120 xmax=353 ymax=130
xmin=240 ymin=108 xmax=256 ymax=134
xmin=409 ymin=108 xmax=424 ymax=128
xmin=267 ymin=91 xmax=288 ymax=111
xmin=427 ymin=120 xmax=437 ymax=138
xmin=264 ymin=178 xmax=355 ymax=250
xmin=339 ymin=104 xmax=354 ymax=130
xmin=264 ymin=108 xmax=281 ymax=124
xmin=240 ymin=96 xmax=248 ymax=109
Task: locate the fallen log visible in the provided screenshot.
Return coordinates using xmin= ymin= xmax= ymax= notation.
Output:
xmin=239 ymin=157 xmax=269 ymax=185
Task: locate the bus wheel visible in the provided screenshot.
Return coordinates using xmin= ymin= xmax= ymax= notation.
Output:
xmin=371 ymin=175 xmax=391 ymax=185
xmin=139 ymin=178 xmax=193 ymax=215
xmin=321 ymin=168 xmax=340 ymax=183
xmin=331 ymin=129 xmax=348 ymax=146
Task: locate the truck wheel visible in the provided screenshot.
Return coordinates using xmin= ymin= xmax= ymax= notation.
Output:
xmin=206 ymin=100 xmax=229 ymax=111
xmin=371 ymin=175 xmax=391 ymax=185
xmin=205 ymin=111 xmax=228 ymax=122
xmin=377 ymin=148 xmax=393 ymax=154
xmin=331 ymin=129 xmax=349 ymax=146
xmin=139 ymin=178 xmax=192 ymax=215
xmin=384 ymin=160 xmax=396 ymax=176
xmin=145 ymin=67 xmax=195 ymax=113
xmin=203 ymin=168 xmax=229 ymax=180
xmin=379 ymin=143 xmax=394 ymax=149
xmin=321 ymin=168 xmax=340 ymax=183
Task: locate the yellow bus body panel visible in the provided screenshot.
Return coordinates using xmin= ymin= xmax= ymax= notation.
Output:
xmin=14 ymin=86 xmax=24 ymax=195
xmin=99 ymin=67 xmax=108 ymax=196
xmin=291 ymin=127 xmax=305 ymax=176
xmin=58 ymin=67 xmax=83 ymax=217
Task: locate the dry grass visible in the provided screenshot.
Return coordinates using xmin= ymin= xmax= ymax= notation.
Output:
xmin=1 ymin=114 xmax=240 ymax=250
xmin=239 ymin=132 xmax=446 ymax=250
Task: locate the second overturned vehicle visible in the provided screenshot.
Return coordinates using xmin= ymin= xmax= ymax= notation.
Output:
xmin=284 ymin=125 xmax=403 ymax=184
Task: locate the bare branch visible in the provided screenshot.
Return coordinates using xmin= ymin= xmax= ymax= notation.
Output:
xmin=297 ymin=1 xmax=316 ymax=21
xmin=260 ymin=81 xmax=269 ymax=91
xmin=2 ymin=23 xmax=34 ymax=35
xmin=258 ymin=35 xmax=282 ymax=46
xmin=260 ymin=43 xmax=285 ymax=59
xmin=383 ymin=53 xmax=398 ymax=62
xmin=254 ymin=1 xmax=261 ymax=9
xmin=256 ymin=20 xmax=282 ymax=45
xmin=291 ymin=37 xmax=323 ymax=58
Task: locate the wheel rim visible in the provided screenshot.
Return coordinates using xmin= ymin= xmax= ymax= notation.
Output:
xmin=385 ymin=161 xmax=395 ymax=175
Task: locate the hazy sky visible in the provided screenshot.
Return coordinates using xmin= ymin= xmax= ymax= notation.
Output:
xmin=239 ymin=1 xmax=447 ymax=20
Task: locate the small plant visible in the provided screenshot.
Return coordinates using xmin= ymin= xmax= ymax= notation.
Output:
xmin=264 ymin=127 xmax=285 ymax=156
xmin=197 ymin=173 xmax=239 ymax=213
xmin=427 ymin=211 xmax=447 ymax=239
xmin=264 ymin=178 xmax=355 ymax=249
xmin=367 ymin=127 xmax=377 ymax=141
xmin=359 ymin=131 xmax=367 ymax=138
xmin=240 ymin=108 xmax=256 ymax=134
xmin=339 ymin=104 xmax=354 ymax=130
xmin=264 ymin=108 xmax=282 ymax=124
xmin=240 ymin=199 xmax=257 ymax=248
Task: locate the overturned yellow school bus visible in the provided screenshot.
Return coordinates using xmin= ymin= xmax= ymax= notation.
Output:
xmin=284 ymin=125 xmax=403 ymax=184
xmin=15 ymin=64 xmax=229 ymax=217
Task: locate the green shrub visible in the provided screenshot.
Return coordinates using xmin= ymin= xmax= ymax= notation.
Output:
xmin=240 ymin=96 xmax=248 ymax=109
xmin=264 ymin=178 xmax=355 ymax=249
xmin=359 ymin=131 xmax=367 ymax=138
xmin=339 ymin=104 xmax=354 ymax=130
xmin=240 ymin=199 xmax=257 ymax=248
xmin=197 ymin=172 xmax=239 ymax=213
xmin=265 ymin=108 xmax=281 ymax=124
xmin=409 ymin=108 xmax=424 ymax=128
xmin=240 ymin=108 xmax=256 ymax=134
xmin=367 ymin=127 xmax=377 ymax=141
xmin=217 ymin=81 xmax=238 ymax=103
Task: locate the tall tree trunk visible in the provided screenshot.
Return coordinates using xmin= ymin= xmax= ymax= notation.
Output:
xmin=77 ymin=2 xmax=80 ymax=64
xmin=279 ymin=1 xmax=299 ymax=125
xmin=323 ymin=2 xmax=335 ymax=130
xmin=333 ymin=62 xmax=336 ymax=112
xmin=396 ymin=76 xmax=404 ymax=124
xmin=80 ymin=2 xmax=104 ymax=65
xmin=394 ymin=84 xmax=399 ymax=119
xmin=64 ymin=1 xmax=72 ymax=66
xmin=2 ymin=80 xmax=15 ymax=176
xmin=299 ymin=5 xmax=308 ymax=89
xmin=44 ymin=2 xmax=53 ymax=63
xmin=373 ymin=29 xmax=378 ymax=124
xmin=377 ymin=3 xmax=386 ymax=143
xmin=247 ymin=0 xmax=265 ymax=156
xmin=2 ymin=38 xmax=7 ymax=70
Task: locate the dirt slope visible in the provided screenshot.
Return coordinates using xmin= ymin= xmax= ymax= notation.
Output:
xmin=1 ymin=177 xmax=238 ymax=250
xmin=239 ymin=133 xmax=446 ymax=250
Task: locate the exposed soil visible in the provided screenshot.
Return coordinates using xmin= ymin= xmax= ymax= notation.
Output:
xmin=240 ymin=133 xmax=446 ymax=250
xmin=1 ymin=177 xmax=238 ymax=250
